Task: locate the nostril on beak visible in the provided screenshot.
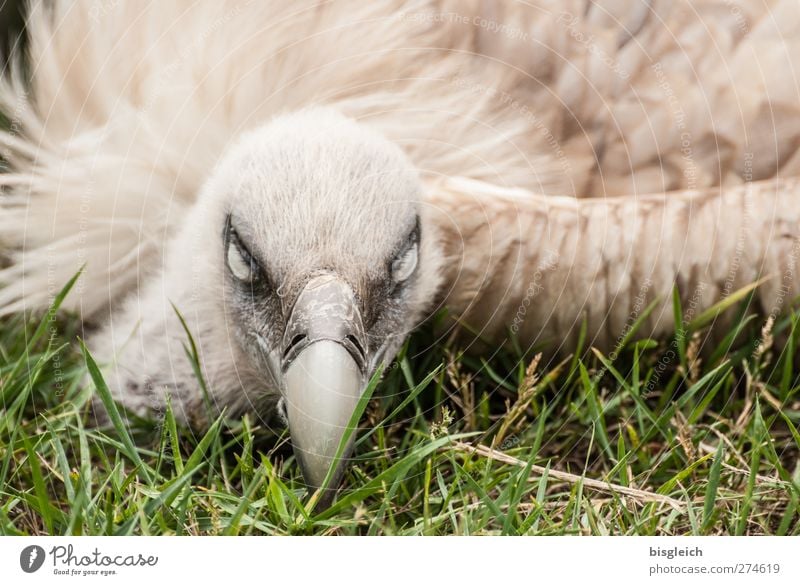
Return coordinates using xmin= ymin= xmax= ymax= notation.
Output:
xmin=345 ymin=334 xmax=366 ymax=362
xmin=283 ymin=333 xmax=308 ymax=361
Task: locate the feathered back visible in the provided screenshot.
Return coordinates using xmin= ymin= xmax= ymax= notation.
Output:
xmin=2 ymin=0 xmax=799 ymax=318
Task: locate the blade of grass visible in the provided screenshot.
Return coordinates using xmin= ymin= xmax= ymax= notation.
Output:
xmin=80 ymin=340 xmax=152 ymax=484
xmin=702 ymin=443 xmax=725 ymax=533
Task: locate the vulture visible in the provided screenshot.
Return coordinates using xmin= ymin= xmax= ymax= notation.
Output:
xmin=2 ymin=0 xmax=800 ymax=494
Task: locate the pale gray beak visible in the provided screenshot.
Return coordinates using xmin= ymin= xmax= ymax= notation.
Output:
xmin=280 ymin=274 xmax=368 ymax=495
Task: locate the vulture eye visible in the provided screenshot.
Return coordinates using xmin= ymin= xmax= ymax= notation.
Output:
xmin=391 ymin=240 xmax=418 ymax=283
xmin=225 ymin=220 xmax=258 ymax=282
xmin=227 ymin=238 xmax=253 ymax=281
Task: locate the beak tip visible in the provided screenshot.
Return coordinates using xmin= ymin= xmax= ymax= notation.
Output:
xmin=294 ymin=445 xmax=351 ymax=502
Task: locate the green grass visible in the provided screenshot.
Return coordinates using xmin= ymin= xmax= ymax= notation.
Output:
xmin=1 ymin=282 xmax=799 ymax=535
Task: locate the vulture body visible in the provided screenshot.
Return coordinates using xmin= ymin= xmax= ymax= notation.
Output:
xmin=2 ymin=0 xmax=800 ymax=489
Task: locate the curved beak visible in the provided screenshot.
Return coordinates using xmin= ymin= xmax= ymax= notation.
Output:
xmin=280 ymin=274 xmax=368 ymax=497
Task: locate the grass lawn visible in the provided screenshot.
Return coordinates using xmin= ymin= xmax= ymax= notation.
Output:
xmin=1 ymin=279 xmax=799 ymax=535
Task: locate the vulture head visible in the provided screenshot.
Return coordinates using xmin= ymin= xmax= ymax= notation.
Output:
xmin=186 ymin=108 xmax=444 ymax=489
